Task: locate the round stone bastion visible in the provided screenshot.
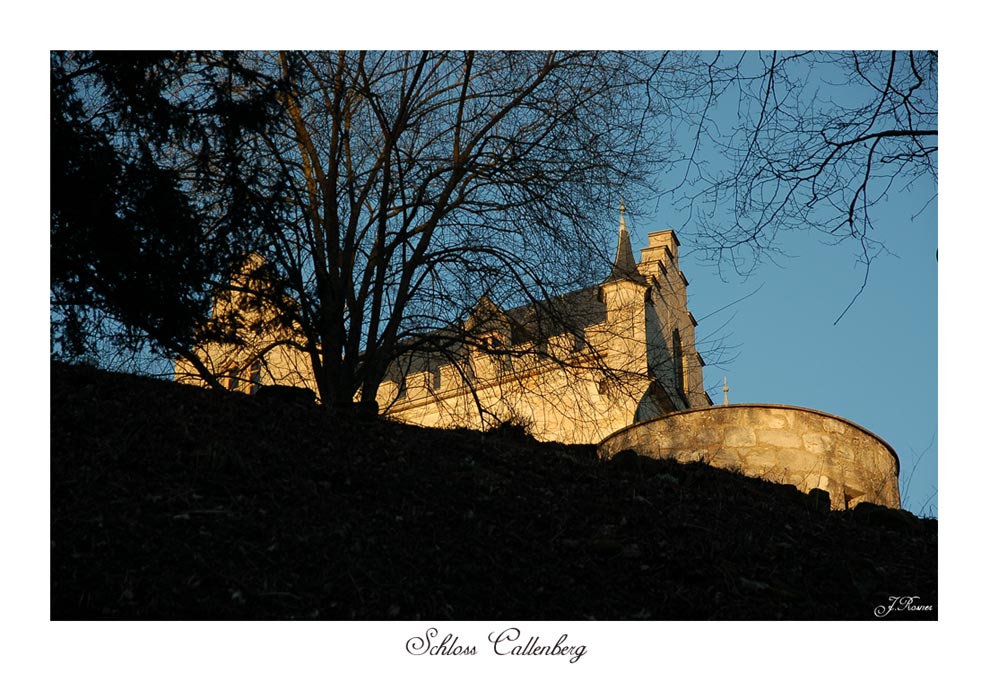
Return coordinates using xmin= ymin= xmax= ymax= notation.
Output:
xmin=599 ymin=404 xmax=900 ymax=510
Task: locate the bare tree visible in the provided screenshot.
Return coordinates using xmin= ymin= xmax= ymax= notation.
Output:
xmin=175 ymin=50 xmax=708 ymax=410
xmin=670 ymin=51 xmax=937 ymax=289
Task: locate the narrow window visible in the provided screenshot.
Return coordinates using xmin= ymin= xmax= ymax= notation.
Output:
xmin=249 ymin=360 xmax=262 ymax=395
xmin=672 ymin=329 xmax=684 ymax=397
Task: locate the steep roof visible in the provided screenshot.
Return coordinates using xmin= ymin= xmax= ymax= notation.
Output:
xmin=604 ymin=203 xmax=647 ymax=285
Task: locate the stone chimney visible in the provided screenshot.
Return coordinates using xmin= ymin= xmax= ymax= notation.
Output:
xmin=639 ymin=230 xmax=680 ymax=267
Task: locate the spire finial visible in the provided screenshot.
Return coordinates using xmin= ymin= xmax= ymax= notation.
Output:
xmin=604 ymin=199 xmax=645 ymax=285
xmin=723 ymin=376 xmax=730 ymax=406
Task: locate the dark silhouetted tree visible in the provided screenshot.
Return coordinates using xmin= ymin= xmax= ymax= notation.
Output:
xmin=51 ymin=51 xmax=285 ymax=384
xmin=53 ymin=50 xmax=708 ymax=408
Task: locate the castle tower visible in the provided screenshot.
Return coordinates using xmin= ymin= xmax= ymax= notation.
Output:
xmin=635 ymin=222 xmax=709 ymax=410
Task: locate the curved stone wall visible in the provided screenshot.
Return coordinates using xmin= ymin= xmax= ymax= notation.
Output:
xmin=599 ymin=404 xmax=900 ymax=510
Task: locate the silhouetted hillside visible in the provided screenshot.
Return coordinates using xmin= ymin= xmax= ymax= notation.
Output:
xmin=51 ymin=361 xmax=936 ymax=620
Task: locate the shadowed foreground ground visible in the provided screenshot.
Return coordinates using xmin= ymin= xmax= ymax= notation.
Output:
xmin=51 ymin=362 xmax=936 ymax=620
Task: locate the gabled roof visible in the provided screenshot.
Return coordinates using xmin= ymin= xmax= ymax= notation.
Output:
xmin=464 ymin=295 xmax=510 ymax=333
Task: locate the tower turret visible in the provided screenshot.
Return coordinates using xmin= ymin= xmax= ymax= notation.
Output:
xmin=604 ymin=202 xmax=647 ymax=285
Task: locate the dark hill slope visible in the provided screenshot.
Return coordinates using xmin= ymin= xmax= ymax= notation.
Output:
xmin=51 ymin=362 xmax=936 ymax=620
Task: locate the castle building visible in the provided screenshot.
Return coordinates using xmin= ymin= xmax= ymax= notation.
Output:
xmin=176 ymin=205 xmax=710 ymax=443
xmin=176 ymin=205 xmax=901 ymax=510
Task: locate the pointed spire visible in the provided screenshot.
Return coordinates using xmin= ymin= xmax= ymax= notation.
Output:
xmin=723 ymin=376 xmax=730 ymax=406
xmin=605 ymin=201 xmax=646 ymax=284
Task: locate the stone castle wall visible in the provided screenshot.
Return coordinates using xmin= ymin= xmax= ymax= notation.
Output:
xmin=598 ymin=404 xmax=900 ymax=510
